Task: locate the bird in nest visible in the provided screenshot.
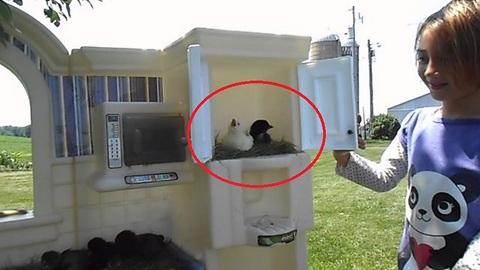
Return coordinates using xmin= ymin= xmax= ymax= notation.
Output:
xmin=249 ymin=119 xmax=273 ymax=145
xmin=219 ymin=119 xmax=254 ymax=151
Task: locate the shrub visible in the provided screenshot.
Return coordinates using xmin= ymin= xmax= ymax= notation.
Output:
xmin=370 ymin=114 xmax=400 ymax=140
xmin=0 ymin=150 xmax=32 ymax=171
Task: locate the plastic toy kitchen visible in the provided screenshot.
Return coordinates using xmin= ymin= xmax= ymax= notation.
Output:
xmin=0 ymin=6 xmax=357 ymax=270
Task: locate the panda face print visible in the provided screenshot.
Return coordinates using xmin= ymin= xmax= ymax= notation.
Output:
xmin=406 ymin=171 xmax=468 ymax=236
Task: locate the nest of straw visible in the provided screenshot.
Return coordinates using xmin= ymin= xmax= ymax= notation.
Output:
xmin=213 ymin=137 xmax=302 ymax=160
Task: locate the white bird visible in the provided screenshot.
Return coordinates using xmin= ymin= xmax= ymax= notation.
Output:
xmin=220 ymin=119 xmax=254 ymax=151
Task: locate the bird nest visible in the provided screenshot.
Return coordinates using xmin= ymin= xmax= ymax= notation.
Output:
xmin=213 ymin=138 xmax=302 ymax=160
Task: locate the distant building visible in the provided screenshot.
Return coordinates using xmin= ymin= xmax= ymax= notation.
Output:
xmin=387 ymin=93 xmax=441 ymax=122
xmin=309 ymin=34 xmax=342 ymax=60
xmin=341 ymin=39 xmax=359 ymax=57
xmin=341 ymin=39 xmax=360 ymax=114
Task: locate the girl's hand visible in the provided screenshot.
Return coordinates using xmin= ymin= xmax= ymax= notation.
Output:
xmin=332 ymin=137 xmax=366 ymax=167
xmin=358 ymin=136 xmax=366 ymax=149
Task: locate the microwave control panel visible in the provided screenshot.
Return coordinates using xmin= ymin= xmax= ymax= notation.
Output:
xmin=106 ymin=114 xmax=122 ymax=169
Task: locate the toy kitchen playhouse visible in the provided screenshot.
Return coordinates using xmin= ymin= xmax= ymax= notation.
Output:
xmin=88 ymin=28 xmax=357 ymax=269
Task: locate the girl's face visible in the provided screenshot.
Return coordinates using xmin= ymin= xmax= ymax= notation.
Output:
xmin=416 ymin=29 xmax=479 ymax=102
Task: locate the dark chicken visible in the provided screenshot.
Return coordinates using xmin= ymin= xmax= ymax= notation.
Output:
xmin=249 ymin=119 xmax=273 ymax=144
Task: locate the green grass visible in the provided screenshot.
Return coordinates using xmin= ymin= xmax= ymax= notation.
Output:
xmin=0 ymin=134 xmax=32 ymax=162
xmin=0 ymin=134 xmax=33 ymax=211
xmin=0 ymin=171 xmax=33 ymax=210
xmin=307 ymin=140 xmax=406 ymax=270
xmin=0 ymin=137 xmax=405 ymax=269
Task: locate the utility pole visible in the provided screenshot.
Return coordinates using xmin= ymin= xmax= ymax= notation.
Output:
xmin=368 ymin=39 xmax=374 ymax=121
xmin=349 ymin=6 xmax=363 ymax=117
xmin=351 ymin=6 xmax=359 ymax=115
xmin=362 ymin=106 xmax=367 ymax=139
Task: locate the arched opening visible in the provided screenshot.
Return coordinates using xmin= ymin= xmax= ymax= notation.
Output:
xmin=0 ymin=64 xmax=33 ymax=214
xmin=0 ymin=39 xmax=56 ymax=223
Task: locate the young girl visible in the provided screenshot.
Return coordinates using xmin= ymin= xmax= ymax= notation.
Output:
xmin=333 ymin=1 xmax=480 ymax=269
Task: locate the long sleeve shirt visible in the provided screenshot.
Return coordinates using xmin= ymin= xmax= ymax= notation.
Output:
xmin=336 ymin=107 xmax=480 ymax=270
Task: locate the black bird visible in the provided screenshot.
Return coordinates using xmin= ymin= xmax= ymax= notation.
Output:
xmin=249 ymin=119 xmax=273 ymax=144
xmin=41 ymin=250 xmax=62 ymax=270
xmin=87 ymin=237 xmax=119 ymax=270
xmin=136 ymin=233 xmax=166 ymax=259
xmin=59 ymin=249 xmax=88 ymax=270
xmin=115 ymin=230 xmax=138 ymax=260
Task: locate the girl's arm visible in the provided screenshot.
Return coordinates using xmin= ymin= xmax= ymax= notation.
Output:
xmin=335 ymin=137 xmax=408 ymax=192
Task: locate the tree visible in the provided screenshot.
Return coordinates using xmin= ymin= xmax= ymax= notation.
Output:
xmin=0 ymin=125 xmax=31 ymax=137
xmin=0 ymin=0 xmax=101 ymax=30
xmin=370 ymin=113 xmax=400 ymax=140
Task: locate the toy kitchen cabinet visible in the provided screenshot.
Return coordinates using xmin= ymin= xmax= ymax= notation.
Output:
xmin=183 ymin=28 xmax=357 ymax=270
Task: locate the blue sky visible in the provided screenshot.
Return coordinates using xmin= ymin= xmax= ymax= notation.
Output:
xmin=0 ymin=0 xmax=450 ymax=125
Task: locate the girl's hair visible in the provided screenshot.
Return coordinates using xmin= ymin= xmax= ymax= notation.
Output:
xmin=415 ymin=0 xmax=480 ymax=88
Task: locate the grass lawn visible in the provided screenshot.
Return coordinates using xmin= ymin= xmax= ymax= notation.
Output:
xmin=0 ymin=135 xmax=34 ymax=211
xmin=0 ymin=171 xmax=33 ymax=210
xmin=307 ymin=140 xmax=406 ymax=270
xmin=0 ymin=135 xmax=32 ymax=162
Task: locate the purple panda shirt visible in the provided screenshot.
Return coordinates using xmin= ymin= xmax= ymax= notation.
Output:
xmin=398 ymin=107 xmax=480 ymax=269
xmin=335 ymin=106 xmax=480 ymax=270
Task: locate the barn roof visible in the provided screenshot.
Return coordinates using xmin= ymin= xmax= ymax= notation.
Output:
xmin=387 ymin=92 xmax=439 ymax=110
